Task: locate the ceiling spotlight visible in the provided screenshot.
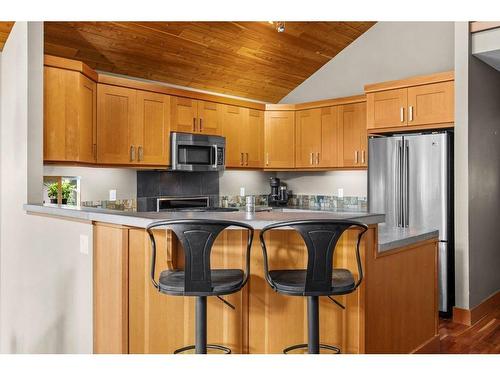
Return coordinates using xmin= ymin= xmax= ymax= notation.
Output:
xmin=275 ymin=22 xmax=285 ymax=33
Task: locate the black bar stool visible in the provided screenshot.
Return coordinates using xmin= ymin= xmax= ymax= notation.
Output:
xmin=146 ymin=219 xmax=254 ymax=354
xmin=259 ymin=219 xmax=368 ymax=354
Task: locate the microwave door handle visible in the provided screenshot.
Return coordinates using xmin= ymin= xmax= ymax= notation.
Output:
xmin=213 ymin=145 xmax=218 ymax=168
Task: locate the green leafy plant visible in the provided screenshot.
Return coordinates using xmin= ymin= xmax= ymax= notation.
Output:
xmin=45 ymin=181 xmax=75 ymax=201
xmin=45 ymin=182 xmax=59 ymax=199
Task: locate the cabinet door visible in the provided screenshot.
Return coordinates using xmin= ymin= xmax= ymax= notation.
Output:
xmin=318 ymin=106 xmax=340 ymax=168
xmin=97 ymin=84 xmax=137 ymax=164
xmin=78 ymin=74 xmax=97 ymax=163
xmin=222 ymin=105 xmax=244 ymax=167
xmin=135 ymin=91 xmax=171 ymax=166
xmin=44 ymin=66 xmax=79 ymax=162
xmin=340 ymin=102 xmax=366 ymax=168
xmin=198 ymin=100 xmax=222 ymax=135
xmin=44 ymin=67 xmax=97 ymax=163
xmin=295 ymin=109 xmax=321 ymax=168
xmin=407 ymin=81 xmax=454 ymax=126
xmin=243 ymin=109 xmax=264 ymax=168
xmin=367 ymin=88 xmax=407 ymax=129
xmin=264 ymin=111 xmax=295 ymax=168
xmin=171 ymin=97 xmax=198 ymax=133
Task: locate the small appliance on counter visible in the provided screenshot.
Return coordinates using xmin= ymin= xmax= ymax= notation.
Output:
xmin=267 ymin=177 xmax=290 ymax=206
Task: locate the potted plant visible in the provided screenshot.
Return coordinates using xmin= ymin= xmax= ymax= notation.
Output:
xmin=45 ymin=181 xmax=75 ymax=204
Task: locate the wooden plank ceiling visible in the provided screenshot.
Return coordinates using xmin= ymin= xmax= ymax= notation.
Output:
xmin=0 ymin=22 xmax=14 ymax=51
xmin=44 ymin=22 xmax=375 ymax=103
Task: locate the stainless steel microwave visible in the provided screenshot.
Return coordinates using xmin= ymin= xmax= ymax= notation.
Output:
xmin=170 ymin=132 xmax=226 ymax=171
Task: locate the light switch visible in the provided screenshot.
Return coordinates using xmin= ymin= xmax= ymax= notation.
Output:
xmin=109 ymin=189 xmax=117 ymax=201
xmin=80 ymin=234 xmax=89 ymax=255
xmin=338 ymin=188 xmax=344 ymax=198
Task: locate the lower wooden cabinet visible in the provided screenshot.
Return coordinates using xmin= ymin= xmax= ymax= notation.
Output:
xmin=44 ymin=66 xmax=97 ymax=163
xmin=93 ymin=222 xmax=438 ymax=354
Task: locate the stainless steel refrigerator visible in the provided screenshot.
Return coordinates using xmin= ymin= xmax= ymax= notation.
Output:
xmin=368 ymin=132 xmax=454 ymax=315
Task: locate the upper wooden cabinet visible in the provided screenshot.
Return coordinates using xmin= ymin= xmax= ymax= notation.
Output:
xmin=340 ymin=102 xmax=367 ymax=168
xmin=136 ymin=91 xmax=171 ymax=165
xmin=44 ymin=66 xmax=97 ymax=163
xmin=97 ymin=84 xmax=170 ymax=166
xmin=171 ymin=97 xmax=222 ymax=136
xmin=223 ymin=105 xmax=264 ymax=168
xmin=264 ymin=111 xmax=295 ymax=169
xmin=366 ymin=71 xmax=454 ymax=132
xmin=295 ymin=107 xmax=340 ymax=168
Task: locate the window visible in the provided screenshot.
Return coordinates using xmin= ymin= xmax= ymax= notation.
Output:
xmin=43 ymin=176 xmax=81 ymax=207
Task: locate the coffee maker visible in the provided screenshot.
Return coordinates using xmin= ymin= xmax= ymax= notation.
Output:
xmin=268 ymin=177 xmax=290 ymax=206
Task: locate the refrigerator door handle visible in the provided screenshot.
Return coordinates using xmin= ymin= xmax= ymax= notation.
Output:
xmin=396 ymin=140 xmax=402 ymax=227
xmin=405 ymin=140 xmax=410 ymax=227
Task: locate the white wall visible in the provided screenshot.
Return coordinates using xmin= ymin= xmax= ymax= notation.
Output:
xmin=43 ymin=166 xmax=137 ymax=202
xmin=280 ymin=22 xmax=455 ymax=103
xmin=453 ymin=22 xmax=470 ymax=310
xmin=0 ymin=22 xmax=92 ymax=353
xmin=276 ymin=171 xmax=367 ymax=197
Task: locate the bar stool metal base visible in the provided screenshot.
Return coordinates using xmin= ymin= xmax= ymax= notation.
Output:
xmin=283 ymin=343 xmax=341 ymax=354
xmin=173 ymin=344 xmax=232 ymax=354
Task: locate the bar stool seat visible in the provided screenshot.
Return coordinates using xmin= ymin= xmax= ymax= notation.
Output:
xmin=159 ymin=269 xmax=244 ymax=296
xmin=268 ymin=269 xmax=355 ymax=296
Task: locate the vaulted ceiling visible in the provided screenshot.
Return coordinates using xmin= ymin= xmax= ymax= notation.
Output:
xmin=44 ymin=22 xmax=376 ymax=103
xmin=0 ymin=22 xmax=14 ymax=51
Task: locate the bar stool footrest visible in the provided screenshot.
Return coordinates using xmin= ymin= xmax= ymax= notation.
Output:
xmin=283 ymin=343 xmax=341 ymax=354
xmin=173 ymin=344 xmax=232 ymax=354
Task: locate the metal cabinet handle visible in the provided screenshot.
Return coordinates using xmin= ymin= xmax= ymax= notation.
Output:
xmin=193 ymin=117 xmax=196 ymax=132
xmin=310 ymin=152 xmax=313 ymax=165
xmin=400 ymin=107 xmax=404 ymax=123
xmin=138 ymin=146 xmax=143 ymax=162
xmin=266 ymin=153 xmax=269 ymax=166
xmin=240 ymin=153 xmax=244 ymax=166
xmin=200 ymin=118 xmax=203 ymax=132
xmin=246 ymin=152 xmax=249 ymax=166
xmin=316 ymin=152 xmax=320 ymax=165
xmin=354 ymin=150 xmax=359 ymax=164
xmin=130 ymin=145 xmax=135 ymax=162
xmin=409 ymin=106 xmax=413 ymax=122
xmin=361 ymin=150 xmax=365 ymax=164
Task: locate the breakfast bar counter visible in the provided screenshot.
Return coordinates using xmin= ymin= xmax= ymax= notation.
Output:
xmin=24 ymin=204 xmax=440 ymax=354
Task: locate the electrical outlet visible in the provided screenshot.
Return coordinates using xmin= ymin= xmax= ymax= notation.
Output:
xmin=80 ymin=234 xmax=89 ymax=255
xmin=240 ymin=187 xmax=245 ymax=197
xmin=109 ymin=189 xmax=117 ymax=201
xmin=338 ymin=188 xmax=344 ymax=198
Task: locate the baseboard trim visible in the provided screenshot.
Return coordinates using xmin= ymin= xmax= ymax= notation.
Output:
xmin=453 ymin=290 xmax=500 ymax=326
xmin=411 ymin=334 xmax=440 ymax=354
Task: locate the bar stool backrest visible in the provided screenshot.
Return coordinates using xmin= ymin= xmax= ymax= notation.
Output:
xmin=146 ymin=219 xmax=254 ymax=294
xmin=259 ymin=219 xmax=368 ymax=295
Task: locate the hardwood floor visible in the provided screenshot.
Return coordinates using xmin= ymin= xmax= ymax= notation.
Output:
xmin=440 ymin=305 xmax=500 ymax=353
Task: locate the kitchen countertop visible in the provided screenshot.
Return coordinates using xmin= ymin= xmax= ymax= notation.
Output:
xmin=24 ymin=203 xmax=384 ymax=229
xmin=377 ymin=223 xmax=439 ymax=252
xmin=24 ymin=204 xmax=439 ymax=250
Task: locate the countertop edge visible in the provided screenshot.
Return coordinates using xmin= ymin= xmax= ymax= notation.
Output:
xmin=378 ymin=229 xmax=440 ymax=252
